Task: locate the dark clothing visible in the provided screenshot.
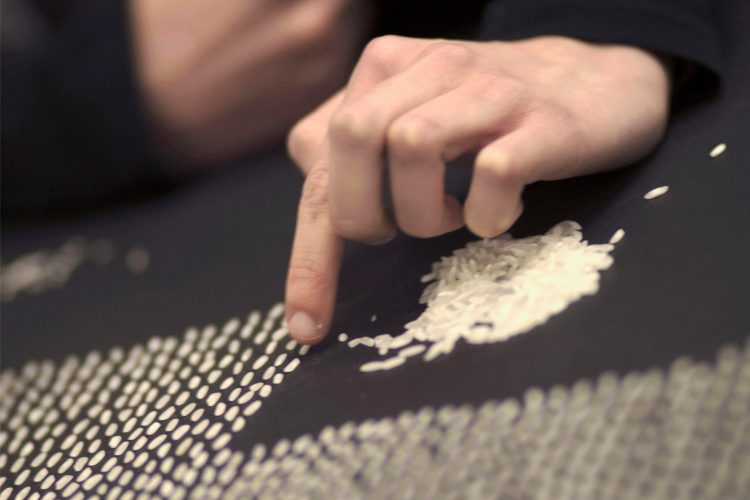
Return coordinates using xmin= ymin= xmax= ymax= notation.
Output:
xmin=477 ymin=0 xmax=724 ymax=96
xmin=2 ymin=0 xmax=158 ymax=218
xmin=479 ymin=0 xmax=724 ymax=77
xmin=0 ymin=0 xmax=726 ymax=218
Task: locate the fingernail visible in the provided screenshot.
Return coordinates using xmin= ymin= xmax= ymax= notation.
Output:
xmin=288 ymin=311 xmax=321 ymax=341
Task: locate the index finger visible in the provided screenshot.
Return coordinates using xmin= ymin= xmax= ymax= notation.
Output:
xmin=285 ymin=150 xmax=344 ymax=344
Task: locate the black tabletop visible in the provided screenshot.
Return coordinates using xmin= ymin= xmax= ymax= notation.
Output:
xmin=2 ymin=5 xmax=749 ymax=455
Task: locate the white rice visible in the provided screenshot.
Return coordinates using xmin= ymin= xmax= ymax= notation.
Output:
xmin=709 ymin=143 xmax=726 ymax=158
xmin=643 ymin=186 xmax=669 ymax=200
xmin=609 ymin=229 xmax=625 ymax=244
xmin=345 ymin=221 xmax=616 ymax=371
xmin=0 ymin=238 xmax=117 ymax=302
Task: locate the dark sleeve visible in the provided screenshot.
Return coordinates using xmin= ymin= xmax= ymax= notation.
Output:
xmin=479 ymin=0 xmax=724 ymax=85
xmin=373 ymin=0 xmax=488 ymax=39
xmin=1 ymin=0 xmax=162 ymax=218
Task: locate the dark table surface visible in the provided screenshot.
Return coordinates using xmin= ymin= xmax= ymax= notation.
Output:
xmin=2 ymin=6 xmax=749 ymax=451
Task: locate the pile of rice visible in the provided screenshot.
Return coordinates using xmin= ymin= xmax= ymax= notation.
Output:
xmin=352 ymin=221 xmax=618 ymax=371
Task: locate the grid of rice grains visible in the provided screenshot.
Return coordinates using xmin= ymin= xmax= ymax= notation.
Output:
xmin=1 ymin=305 xmax=748 ymax=498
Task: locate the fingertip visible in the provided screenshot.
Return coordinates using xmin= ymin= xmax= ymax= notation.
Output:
xmin=465 ymin=198 xmax=523 ymax=239
xmin=293 ymin=333 xmax=327 ymax=346
xmin=370 ymin=225 xmax=398 ymax=245
xmin=443 ymin=194 xmax=465 ymax=232
xmin=465 ymin=151 xmax=525 ymax=239
xmin=287 ymin=310 xmax=327 ymax=345
xmin=465 ymin=220 xmax=496 ymax=239
xmin=331 ymin=215 xmax=397 ymax=246
xmin=465 ymin=220 xmax=507 ymax=239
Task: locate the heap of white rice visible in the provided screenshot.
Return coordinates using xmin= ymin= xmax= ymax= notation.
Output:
xmin=354 ymin=221 xmax=618 ymax=371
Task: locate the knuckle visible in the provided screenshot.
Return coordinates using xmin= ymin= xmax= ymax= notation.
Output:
xmin=300 ymin=167 xmax=330 ymax=212
xmin=287 ymin=257 xmax=329 ymax=294
xmin=387 ymin=116 xmax=438 ymax=160
xmin=329 ymin=107 xmax=380 ymax=146
xmin=361 ymin=35 xmax=407 ymax=68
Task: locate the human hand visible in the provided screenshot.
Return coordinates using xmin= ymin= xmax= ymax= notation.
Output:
xmin=130 ymin=0 xmax=366 ymax=167
xmin=284 ymin=35 xmax=671 ymax=343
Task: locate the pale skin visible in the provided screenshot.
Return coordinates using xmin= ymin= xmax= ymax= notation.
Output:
xmin=284 ymin=35 xmax=672 ymax=343
xmin=130 ymin=0 xmax=365 ymax=167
